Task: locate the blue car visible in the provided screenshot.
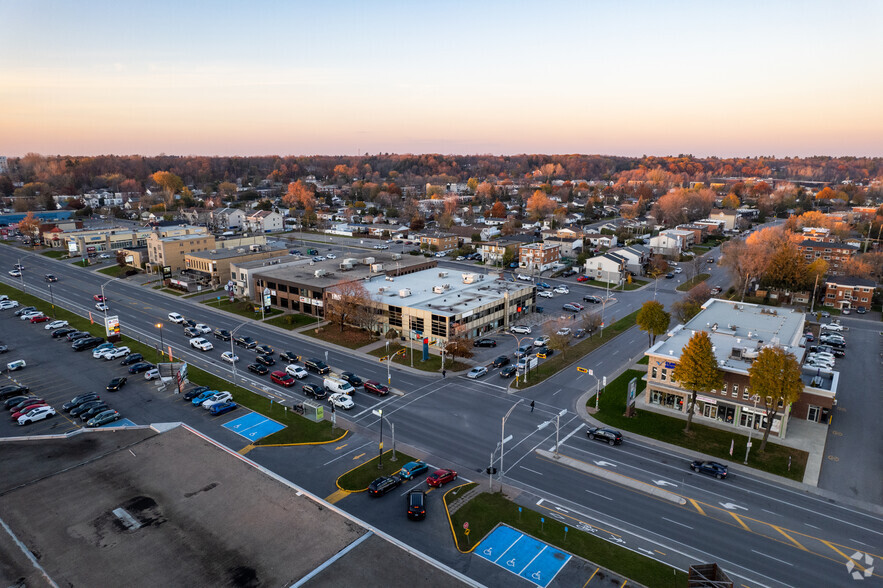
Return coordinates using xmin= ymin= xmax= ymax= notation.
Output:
xmin=536 ymin=282 xmax=551 ymax=289
xmin=398 ymin=460 xmax=429 ymax=480
xmin=209 ymin=401 xmax=237 ymax=416
xmin=192 ymin=390 xmax=218 ymax=406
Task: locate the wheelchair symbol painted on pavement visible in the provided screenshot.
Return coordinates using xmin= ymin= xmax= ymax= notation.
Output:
xmin=483 ymin=547 xmax=493 ymax=556
xmin=507 ymin=558 xmax=516 ymax=567
xmin=532 ymin=570 xmax=542 ymax=581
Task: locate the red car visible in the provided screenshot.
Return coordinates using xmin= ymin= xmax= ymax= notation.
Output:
xmin=270 ymin=371 xmax=296 ymax=387
xmin=93 ymin=295 xmax=106 ymax=302
xmin=576 ymin=275 xmax=589 ymax=282
xmin=30 ymin=315 xmax=50 ymax=323
xmin=12 ymin=403 xmax=49 ymax=420
xmin=364 ymin=380 xmax=390 ymax=396
xmin=426 ymin=468 xmax=458 ymax=488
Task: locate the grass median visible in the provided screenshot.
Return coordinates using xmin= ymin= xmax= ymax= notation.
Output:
xmin=40 ymin=250 xmax=69 ymax=259
xmin=676 ymin=273 xmax=710 ymax=291
xmin=337 ymin=449 xmax=417 ymax=491
xmin=591 ymin=369 xmax=807 ymax=481
xmin=367 ymin=343 xmax=471 ymax=372
xmin=0 ymin=283 xmax=345 ymax=445
xmin=511 ymin=310 xmax=638 ymax=389
xmin=303 ymin=325 xmax=377 ymax=349
xmin=445 ymin=487 xmax=686 ymax=587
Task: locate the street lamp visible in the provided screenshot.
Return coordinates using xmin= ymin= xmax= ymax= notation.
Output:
xmin=385 ymin=341 xmax=391 ymax=385
xmin=500 ymin=399 xmax=524 ymax=492
xmin=229 ymin=321 xmax=248 ymax=384
xmin=17 ymin=257 xmax=25 ymax=293
xmin=553 ymin=408 xmax=568 ymax=457
xmin=155 ymin=323 xmax=164 ymax=361
xmin=47 ymin=283 xmax=55 ymax=318
xmin=744 ymin=394 xmax=761 ymax=464
xmin=99 ymin=276 xmax=116 ymax=338
xmin=373 ymin=409 xmax=386 ymax=468
xmin=489 ymin=437 xmax=511 ymax=491
xmin=587 ymin=369 xmax=600 ymax=411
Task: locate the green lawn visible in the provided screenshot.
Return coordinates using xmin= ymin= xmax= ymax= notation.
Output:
xmin=676 ymin=273 xmax=710 ymax=291
xmin=303 ymin=325 xmax=378 ymax=349
xmin=690 ymin=245 xmax=711 ymax=253
xmin=367 ymin=342 xmax=471 ymax=372
xmin=40 ymin=250 xmax=69 ymax=259
xmin=199 ymin=296 xmax=283 ymax=318
xmin=72 ymin=259 xmax=90 ymax=267
xmin=336 ymin=450 xmax=417 ymax=491
xmin=97 ymin=266 xmax=126 ymax=277
xmin=0 ymin=282 xmax=345 ymax=445
xmin=511 ymin=311 xmax=638 ymax=389
xmin=584 ymin=278 xmax=646 ymax=291
xmin=265 ymin=313 xmax=321 ymax=330
xmin=591 ymin=369 xmax=807 ymax=481
xmin=636 ymin=355 xmax=649 ymax=365
xmin=183 ymin=287 xmax=223 ymax=299
xmin=446 ymin=488 xmax=687 ymax=588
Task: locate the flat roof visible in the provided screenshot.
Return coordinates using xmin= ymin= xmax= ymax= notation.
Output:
xmin=0 ymin=425 xmax=474 ymax=588
xmin=252 ymin=253 xmax=433 ymax=289
xmin=364 ymin=268 xmax=533 ymax=317
xmin=188 ymin=244 xmax=287 ymax=260
xmin=650 ymin=299 xmax=806 ymax=373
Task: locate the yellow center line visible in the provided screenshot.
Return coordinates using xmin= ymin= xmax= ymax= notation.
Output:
xmin=727 ymin=512 xmax=751 ymax=532
xmin=654 ymin=549 xmax=666 ymax=556
xmin=688 ymin=498 xmax=706 ymax=517
xmin=771 ymin=525 xmax=808 ymax=551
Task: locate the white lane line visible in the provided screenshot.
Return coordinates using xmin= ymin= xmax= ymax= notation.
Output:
xmin=585 ymin=489 xmax=612 ymax=501
xmin=804 ymin=523 xmax=820 ymax=529
xmin=762 ymin=509 xmax=782 ymax=517
xmin=551 ymin=388 xmax=562 ymax=396
xmin=661 ymin=517 xmax=693 ymax=530
xmin=751 ymin=550 xmax=793 ymax=566
xmin=519 ymin=466 xmax=543 ymax=476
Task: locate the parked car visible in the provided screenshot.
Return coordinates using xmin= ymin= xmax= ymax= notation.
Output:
xmin=3 ymin=396 xmax=31 ymax=409
xmin=106 ymin=377 xmax=128 ymax=392
xmin=12 ymin=403 xmax=49 ymax=420
xmin=492 ymin=356 xmax=510 ymax=368
xmin=80 ymin=403 xmax=112 ymax=421
xmin=202 ymin=391 xmax=233 ymax=410
xmin=515 ymin=344 xmax=533 ymax=358
xmin=665 ymin=273 xmax=674 ymax=279
xmin=18 ymin=406 xmax=56 ymax=425
xmin=473 ymin=338 xmax=497 ymax=348
xmin=398 ymin=460 xmax=429 ymax=480
xmin=690 ymin=460 xmax=728 ymax=479
xmin=86 ymin=410 xmax=122 ymax=428
xmin=586 ymin=427 xmax=623 ymax=446
xmin=509 ymin=325 xmax=532 ymax=335
xmin=209 ymin=401 xmax=237 ymax=416
xmin=574 ymin=329 xmax=587 ymax=338
xmin=63 ymin=393 xmax=99 ymax=412
xmin=9 ymin=397 xmax=46 ymax=413
xmin=583 ymin=295 xmax=602 ymax=303
xmin=364 ymin=380 xmax=390 ymax=396
xmin=537 ymin=291 xmax=554 ymax=298
xmin=576 ymin=275 xmax=589 ymax=282
xmin=270 ymin=371 xmax=296 ymax=387
xmin=29 ymin=315 xmax=50 ymax=324
xmin=0 ymin=300 xmax=21 ymax=310
xmin=144 ymin=368 xmax=162 ymax=380
xmin=51 ymin=327 xmax=75 ymax=338
xmin=534 ymin=345 xmax=553 ymax=357
xmin=14 ymin=306 xmax=37 ymax=316
xmin=70 ymin=400 xmax=106 ymax=417
xmin=467 ymin=366 xmax=488 ymax=379
xmin=182 ymin=386 xmax=212 ymax=401
xmin=407 ymin=490 xmax=426 ymax=521
xmin=120 ymin=353 xmax=144 ymax=366
xmin=192 ymin=390 xmax=218 ymax=406
xmin=553 ymin=286 xmax=569 ymax=294
xmin=556 ymin=327 xmax=572 ymax=336
xmin=368 ymin=476 xmax=400 ymax=496
xmin=128 ymin=362 xmax=155 ymax=374
xmin=536 ymin=282 xmax=551 ymax=289
xmin=426 ymin=468 xmax=457 ymax=488
xmin=820 ymin=323 xmax=844 ymax=332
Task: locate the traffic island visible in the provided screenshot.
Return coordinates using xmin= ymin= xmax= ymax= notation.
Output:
xmin=335 ymin=450 xmax=417 ymax=491
xmin=367 ymin=343 xmax=471 ymax=373
xmin=443 ymin=486 xmax=687 ymax=587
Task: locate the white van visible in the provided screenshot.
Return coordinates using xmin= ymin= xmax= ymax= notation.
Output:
xmin=323 ymin=376 xmax=354 ymax=396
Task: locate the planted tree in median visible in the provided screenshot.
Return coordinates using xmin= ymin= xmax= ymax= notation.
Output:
xmin=671 ymin=331 xmax=722 ymax=433
xmin=748 ymin=347 xmax=803 ymax=452
xmin=636 ymin=301 xmax=671 ymax=347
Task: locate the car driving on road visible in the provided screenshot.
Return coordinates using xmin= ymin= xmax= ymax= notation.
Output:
xmin=586 ymin=427 xmax=623 ymax=446
xmin=690 ymin=460 xmax=728 ymax=479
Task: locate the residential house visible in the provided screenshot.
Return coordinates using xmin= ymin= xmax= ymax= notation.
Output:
xmin=518 ymin=242 xmax=561 ymax=272
xmin=675 ymin=223 xmax=709 ymax=244
xmin=180 ymin=207 xmax=212 ymax=226
xmin=584 ymin=232 xmax=618 ymax=249
xmin=649 ymin=229 xmax=694 ymax=257
xmin=480 ymin=227 xmax=501 ymax=241
xmin=609 ymin=244 xmax=649 ymax=276
xmin=795 ymin=240 xmax=858 ymax=276
xmin=419 ymin=232 xmax=459 ymax=252
xmin=584 ymin=252 xmax=627 ymax=283
xmin=479 ymin=235 xmax=536 ymax=265
xmin=244 ymin=210 xmax=284 ymax=233
xmin=693 ymin=219 xmax=725 ymax=235
xmin=823 ymin=276 xmax=876 ymax=311
xmin=542 ymin=234 xmax=583 ymax=258
xmin=212 ymin=207 xmax=245 ymax=230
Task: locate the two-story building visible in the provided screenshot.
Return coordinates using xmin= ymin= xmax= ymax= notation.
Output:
xmin=708 ymin=209 xmax=741 ymax=231
xmin=823 ymin=276 xmax=876 ymax=311
xmin=419 ymin=232 xmax=459 ymax=252
xmin=244 ymin=210 xmax=284 ymax=233
xmin=212 ymin=207 xmax=246 ymax=230
xmin=584 ymin=252 xmax=627 ymax=283
xmin=542 ymin=234 xmax=583 ymax=258
xmin=147 ymin=232 xmax=217 ymax=272
xmin=184 ymin=244 xmax=288 ymax=286
xmin=649 ymin=229 xmax=695 ymax=258
xmin=518 ymin=242 xmax=561 ymax=272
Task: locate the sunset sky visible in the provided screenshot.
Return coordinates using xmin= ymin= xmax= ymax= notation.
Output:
xmin=2 ymin=0 xmax=882 ymax=157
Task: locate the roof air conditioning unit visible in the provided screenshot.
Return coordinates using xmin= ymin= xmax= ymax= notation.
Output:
xmin=314 ymin=269 xmax=326 ymax=278
xmin=398 ymin=288 xmax=412 ymax=298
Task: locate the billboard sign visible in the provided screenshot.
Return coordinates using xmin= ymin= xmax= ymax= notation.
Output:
xmin=262 ymin=287 xmax=271 ymax=308
xmin=162 ymin=265 xmax=172 ymax=279
xmin=104 ymin=315 xmax=120 ymax=338
xmin=627 ymin=377 xmax=638 ymax=406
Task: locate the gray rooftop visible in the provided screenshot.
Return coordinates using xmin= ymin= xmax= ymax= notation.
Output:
xmin=650 ymin=299 xmax=807 ymax=374
xmin=364 ymin=269 xmax=534 ymax=317
xmin=188 ymin=244 xmax=287 ymax=261
xmin=252 ymin=253 xmax=433 ymax=289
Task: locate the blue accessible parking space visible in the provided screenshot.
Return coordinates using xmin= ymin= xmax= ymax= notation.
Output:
xmin=475 ymin=524 xmax=571 ymax=588
xmin=222 ymin=412 xmax=285 ymax=441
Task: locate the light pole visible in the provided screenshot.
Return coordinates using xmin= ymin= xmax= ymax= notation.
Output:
xmin=100 ymin=276 xmax=115 ymax=337
xmin=500 ymin=399 xmax=524 ymax=493
xmin=553 ymin=408 xmax=568 ymax=456
xmin=230 ymin=321 xmax=248 ymax=384
xmin=489 ymin=438 xmax=510 ymax=491
xmin=17 ymin=257 xmax=25 ymax=293
xmin=587 ymin=369 xmax=600 ymax=410
xmin=155 ymin=323 xmax=164 ymax=361
xmin=385 ymin=341 xmax=391 ymax=385
xmin=47 ymin=283 xmax=55 ymax=318
xmin=744 ymin=394 xmax=761 ymax=464
xmin=373 ymin=409 xmax=385 ymax=469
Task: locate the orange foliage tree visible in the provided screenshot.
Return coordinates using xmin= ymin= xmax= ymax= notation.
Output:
xmin=526 ymin=190 xmax=555 ymax=222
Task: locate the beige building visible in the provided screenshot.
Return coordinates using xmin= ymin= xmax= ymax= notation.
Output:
xmin=185 ymin=245 xmax=288 ymax=286
xmin=148 ymin=233 xmax=217 ymax=271
xmin=419 ymin=232 xmax=459 ymax=252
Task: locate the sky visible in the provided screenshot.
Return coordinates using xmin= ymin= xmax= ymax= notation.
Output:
xmin=2 ymin=0 xmax=882 ymax=158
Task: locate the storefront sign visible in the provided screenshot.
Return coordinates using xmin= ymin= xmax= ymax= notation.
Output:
xmin=697 ymin=394 xmax=718 ymax=404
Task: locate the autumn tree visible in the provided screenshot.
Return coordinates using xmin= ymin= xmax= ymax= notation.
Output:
xmin=217 ymin=181 xmax=238 ymax=200
xmin=324 ymin=280 xmax=374 ymax=332
xmin=282 ymin=180 xmax=315 ymax=210
xmin=116 ymin=250 xmax=127 ymax=268
xmin=475 ymin=181 xmax=496 ymax=202
xmin=151 ymin=171 xmax=184 ymax=207
xmin=761 ymin=240 xmax=809 ymax=290
xmin=647 ymin=254 xmax=669 ymax=278
xmin=636 ymin=301 xmax=671 ymax=347
xmin=445 ymin=325 xmax=474 ymax=361
xmin=489 ymin=200 xmax=507 ymax=218
xmin=721 ymin=193 xmax=740 ymax=209
xmin=526 ymin=190 xmax=555 ymax=222
xmin=581 ymin=311 xmax=601 ymax=335
xmin=748 ymin=347 xmax=803 ymax=452
xmin=671 ymin=331 xmax=722 ymax=432
xmin=467 ymin=177 xmax=479 ymax=192
xmin=672 ymin=283 xmax=711 ymax=323
xmin=17 ymin=211 xmax=41 ymax=245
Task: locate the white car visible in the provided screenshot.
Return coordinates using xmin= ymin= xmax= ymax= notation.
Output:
xmin=467 ymin=366 xmax=488 ymax=379
xmin=533 ymin=336 xmax=550 ymax=347
xmin=326 ymin=253 xmax=337 ymax=259
xmin=98 ymin=253 xmax=113 ymax=259
xmin=45 ymin=319 xmax=69 ymax=330
xmin=221 ymin=351 xmax=239 ymax=364
xmin=674 ymin=267 xmax=683 ymax=274
xmin=104 ymin=347 xmax=131 ymax=360
xmin=510 ymin=325 xmax=532 ymax=335
xmin=538 ymin=291 xmax=554 ymax=298
xmin=194 ymin=324 xmax=211 ymax=334
xmin=168 ymin=312 xmax=185 ymax=323
xmin=435 ymin=252 xmax=447 ymax=257
xmin=820 ymin=323 xmax=844 ymax=332
xmin=285 ymin=364 xmax=309 ymax=379
xmin=144 ymin=368 xmax=161 ymax=380
xmin=516 ymin=274 xmax=533 ymax=281
xmin=556 ymin=327 xmax=572 ymax=336
xmin=95 ymin=303 xmax=109 ymax=312
xmin=0 ymin=300 xmax=20 ymax=310
xmin=202 ymin=391 xmax=233 ymax=410
xmin=553 ymin=286 xmax=569 ymax=294
xmin=18 ymin=406 xmax=56 ymax=425
xmin=8 ymin=269 xmax=22 ymax=277
xmin=328 ymin=392 xmax=355 ymax=410
xmin=190 ymin=337 xmax=214 ymax=351
xmin=20 ymin=311 xmax=43 ymax=321
xmin=92 ymin=344 xmax=115 ymax=358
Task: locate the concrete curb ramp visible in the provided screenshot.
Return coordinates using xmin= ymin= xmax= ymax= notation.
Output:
xmin=535 ymin=449 xmax=686 ymax=505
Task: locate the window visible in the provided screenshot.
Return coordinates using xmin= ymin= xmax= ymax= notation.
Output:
xmin=431 ymin=314 xmax=447 ymax=337
xmin=410 ymin=316 xmax=424 ymax=334
xmin=661 ymin=369 xmax=667 ymax=382
xmin=742 ymin=389 xmax=749 ymax=400
xmin=388 ymin=306 xmax=402 ymax=328
xmin=732 ymin=384 xmax=739 ymax=398
xmin=721 ymin=382 xmax=727 ymax=395
xmin=651 ymin=367 xmax=658 ymax=379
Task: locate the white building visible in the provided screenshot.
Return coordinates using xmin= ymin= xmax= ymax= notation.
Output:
xmin=584 ymin=252 xmax=627 ymax=283
xmin=244 ymin=210 xmax=284 ymax=233
xmin=649 ymin=229 xmax=694 ymax=257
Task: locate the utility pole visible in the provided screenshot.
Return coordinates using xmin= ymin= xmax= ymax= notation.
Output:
xmin=809 ymin=273 xmax=819 ymax=314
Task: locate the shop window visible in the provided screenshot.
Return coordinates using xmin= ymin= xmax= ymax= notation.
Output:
xmin=651 ymin=367 xmax=658 ymax=379
xmin=661 ymin=369 xmax=667 ymax=382
xmin=732 ymin=384 xmax=738 ymax=398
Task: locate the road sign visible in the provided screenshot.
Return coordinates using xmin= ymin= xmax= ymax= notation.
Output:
xmin=576 ymin=367 xmax=588 ymax=373
xmin=379 ymin=355 xmax=388 ymax=362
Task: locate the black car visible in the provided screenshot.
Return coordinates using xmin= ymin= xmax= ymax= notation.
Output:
xmin=368 ymin=475 xmax=401 ymax=496
xmin=52 ymin=327 xmax=76 ymax=338
xmin=560 ymin=268 xmax=577 ymax=277
xmin=583 ymin=295 xmax=602 ymax=303
xmin=128 ymin=362 xmax=155 ymax=374
xmin=304 ymin=358 xmax=330 ymax=374
xmin=183 ymin=386 xmax=211 ymax=401
xmin=340 ymin=372 xmax=363 ymax=387
xmin=500 ymin=366 xmax=517 ymax=378
xmin=248 ymin=363 xmax=269 ymax=375
xmin=234 ymin=335 xmax=257 ymax=349
xmin=535 ymin=346 xmax=553 ymax=357
xmin=72 ymin=336 xmax=104 ymax=351
xmin=690 ymin=460 xmax=728 ymax=479
xmin=120 ymin=353 xmax=144 ymax=366
xmin=182 ymin=319 xmax=197 ymax=329
xmin=562 ymin=304 xmax=580 ymax=313
xmin=492 ymin=356 xmax=510 ymax=368
xmin=44 ymin=274 xmax=58 ymax=282
xmin=213 ymin=329 xmax=231 ymax=341
xmin=856 ymin=307 xmax=867 ymax=314
xmin=407 ymin=490 xmax=426 ymax=520
xmin=473 ymin=338 xmax=497 ymax=348
xmin=63 ymin=393 xmax=100 ymax=412
xmin=302 ymin=383 xmax=327 ymax=400
xmin=4 ymin=395 xmax=31 ymax=409
xmin=71 ymin=400 xmax=106 ymax=417
xmin=255 ymin=354 xmax=275 ymax=366
xmin=80 ymin=403 xmax=111 ymax=421
xmin=254 ymin=344 xmax=274 ymax=355
xmin=586 ymin=427 xmax=623 ymax=446
xmin=809 ymin=345 xmax=845 ymax=357
xmin=665 ymin=273 xmax=674 ymax=279
xmin=106 ymin=377 xmax=128 ymax=392
xmin=1 ymin=384 xmax=31 ymax=400
xmin=279 ymin=351 xmax=299 ymax=363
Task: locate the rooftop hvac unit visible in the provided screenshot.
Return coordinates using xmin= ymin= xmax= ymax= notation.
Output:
xmin=314 ymin=269 xmax=326 ymax=278
xmin=339 ymin=262 xmax=353 ymax=270
xmin=362 ymin=257 xmax=376 ymax=265
xmin=377 ymin=287 xmax=387 ymax=293
xmin=370 ymin=263 xmax=383 ymax=272
xmin=391 ymin=253 xmax=402 ymax=260
xmin=432 ymin=285 xmax=446 ymax=294
xmin=343 ymin=258 xmax=359 ymax=265
xmin=438 ymin=271 xmax=449 ymax=278
xmin=398 ymin=288 xmax=411 ymax=298
xmin=385 ymin=276 xmax=395 ymax=281
xmin=741 ymin=348 xmax=759 ymax=359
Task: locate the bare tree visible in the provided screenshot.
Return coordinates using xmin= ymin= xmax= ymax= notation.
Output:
xmin=324 ymin=280 xmax=374 ymax=332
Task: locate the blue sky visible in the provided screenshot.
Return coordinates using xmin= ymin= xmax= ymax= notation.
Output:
xmin=2 ymin=0 xmax=881 ymax=157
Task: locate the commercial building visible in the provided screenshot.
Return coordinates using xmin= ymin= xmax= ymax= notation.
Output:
xmin=184 ymin=244 xmax=288 ymax=286
xmin=644 ymin=299 xmax=838 ymax=438
xmin=147 ymin=231 xmax=216 ymax=271
xmin=823 ymin=276 xmax=876 ymax=311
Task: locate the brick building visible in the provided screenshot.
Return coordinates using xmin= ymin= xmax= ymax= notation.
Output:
xmin=796 ymin=240 xmax=858 ymax=276
xmin=823 ymin=276 xmax=876 ymax=311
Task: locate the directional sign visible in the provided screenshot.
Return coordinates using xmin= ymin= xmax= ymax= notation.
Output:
xmin=576 ymin=367 xmax=588 ymax=373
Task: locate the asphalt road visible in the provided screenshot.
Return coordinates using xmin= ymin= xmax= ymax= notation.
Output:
xmin=2 ymin=239 xmax=881 ymax=588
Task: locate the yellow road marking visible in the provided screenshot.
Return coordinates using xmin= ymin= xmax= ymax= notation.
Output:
xmin=582 ymin=568 xmax=599 ymax=587
xmin=238 ymin=444 xmax=255 ymax=455
xmin=352 ymin=452 xmax=365 ymax=460
xmin=325 ymin=489 xmax=350 ymax=504
xmin=820 ymin=540 xmax=869 ymax=571
xmin=688 ymin=498 xmax=706 ymax=516
xmin=619 ymin=581 xmax=627 ymax=588
xmin=335 ymin=443 xmax=348 ymax=450
xmin=772 ymin=525 xmax=808 ymax=551
xmin=728 ymin=512 xmax=751 ymax=532
xmin=654 ymin=549 xmax=666 ymax=556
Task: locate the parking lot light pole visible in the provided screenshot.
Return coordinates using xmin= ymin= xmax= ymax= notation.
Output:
xmin=500 ymin=399 xmax=524 ymax=492
xmin=386 ymin=341 xmax=391 ymax=385
xmin=48 ymin=284 xmax=55 ymax=318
